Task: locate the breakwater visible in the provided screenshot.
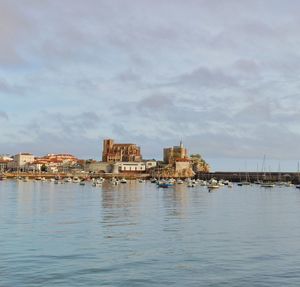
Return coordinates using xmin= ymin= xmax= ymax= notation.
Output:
xmin=196 ymin=172 xmax=300 ymax=183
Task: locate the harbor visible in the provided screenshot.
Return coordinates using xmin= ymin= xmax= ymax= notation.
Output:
xmin=2 ymin=171 xmax=300 ymax=183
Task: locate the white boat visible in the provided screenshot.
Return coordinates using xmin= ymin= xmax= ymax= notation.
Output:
xmin=261 ymin=182 xmax=275 ymax=188
xmin=64 ymin=177 xmax=72 ymax=183
xmin=207 ymin=179 xmax=219 ymax=190
xmin=111 ymin=178 xmax=119 ymax=185
xmin=207 ymin=184 xmax=219 ymax=190
xmin=73 ymin=177 xmax=80 ymax=183
xmin=177 ymin=179 xmax=184 ymax=184
xmin=138 ymin=179 xmax=145 ymax=183
xmin=112 ymin=180 xmax=119 ymax=185
xmin=200 ymin=180 xmax=207 ymax=186
xmin=187 ymin=182 xmax=195 ymax=187
xmin=238 ymin=181 xmax=251 ymax=186
xmin=96 ymin=179 xmax=103 ymax=185
xmin=120 ymin=178 xmax=127 ymax=184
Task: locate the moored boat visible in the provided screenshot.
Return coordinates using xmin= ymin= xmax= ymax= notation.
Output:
xmin=73 ymin=177 xmax=80 ymax=183
xmin=261 ymin=182 xmax=275 ymax=188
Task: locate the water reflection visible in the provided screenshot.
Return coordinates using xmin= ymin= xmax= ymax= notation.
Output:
xmin=100 ymin=181 xmax=142 ymax=239
xmin=162 ymin=186 xmax=189 ymax=219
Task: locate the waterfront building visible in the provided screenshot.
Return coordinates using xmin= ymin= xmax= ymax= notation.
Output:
xmin=13 ymin=153 xmax=35 ymax=166
xmin=0 ymin=155 xmax=13 ymax=172
xmin=29 ymin=154 xmax=79 ymax=173
xmin=8 ymin=153 xmax=35 ymax=171
xmin=0 ymin=159 xmax=10 ymax=172
xmin=150 ymin=141 xmax=196 ymax=178
xmin=119 ymin=162 xmax=146 ymax=172
xmin=102 ymin=139 xmax=142 ymax=163
xmin=163 ymin=141 xmax=188 ymax=164
xmin=144 ymin=160 xmax=157 ymax=170
xmin=40 ymin=154 xmax=78 ymax=164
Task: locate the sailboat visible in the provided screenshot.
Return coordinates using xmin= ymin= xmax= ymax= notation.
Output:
xmin=260 ymin=157 xmax=275 ymax=188
xmin=238 ymin=162 xmax=251 ymax=186
xmin=295 ymin=162 xmax=300 ymax=189
xmin=276 ymin=163 xmax=285 ymax=186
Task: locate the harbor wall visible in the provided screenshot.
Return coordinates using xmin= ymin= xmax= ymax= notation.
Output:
xmin=196 ymin=172 xmax=300 ymax=183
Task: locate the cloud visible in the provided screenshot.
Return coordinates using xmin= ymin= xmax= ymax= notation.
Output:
xmin=0 ymin=111 xmax=9 ymax=120
xmin=2 ymin=0 xmax=300 ymax=170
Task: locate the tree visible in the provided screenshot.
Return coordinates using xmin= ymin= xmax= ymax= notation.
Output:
xmin=41 ymin=164 xmax=47 ymax=172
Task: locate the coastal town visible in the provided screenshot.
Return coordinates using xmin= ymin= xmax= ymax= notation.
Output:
xmin=0 ymin=139 xmax=210 ymax=180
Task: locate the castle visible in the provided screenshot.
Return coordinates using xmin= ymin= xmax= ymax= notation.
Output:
xmin=102 ymin=139 xmax=142 ymax=163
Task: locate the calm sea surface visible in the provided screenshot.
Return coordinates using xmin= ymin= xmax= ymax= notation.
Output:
xmin=1 ymin=180 xmax=300 ymax=286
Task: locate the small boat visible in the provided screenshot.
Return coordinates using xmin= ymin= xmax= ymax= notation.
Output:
xmin=296 ymin=185 xmax=300 ymax=189
xmin=187 ymin=182 xmax=195 ymax=187
xmin=176 ymin=179 xmax=184 ymax=184
xmin=200 ymin=180 xmax=207 ymax=186
xmin=261 ymin=182 xmax=275 ymax=188
xmin=73 ymin=177 xmax=80 ymax=183
xmin=207 ymin=184 xmax=219 ymax=190
xmin=95 ymin=179 xmax=103 ymax=185
xmin=110 ymin=178 xmax=119 ymax=185
xmin=157 ymin=182 xmax=173 ymax=188
xmin=64 ymin=177 xmax=72 ymax=183
xmin=138 ymin=179 xmax=145 ymax=183
xmin=238 ymin=181 xmax=251 ymax=186
xmin=79 ymin=180 xmax=86 ymax=186
xmin=207 ymin=178 xmax=220 ymax=190
xmin=157 ymin=179 xmax=174 ymax=188
xmin=120 ymin=178 xmax=127 ymax=184
xmin=92 ymin=180 xmax=102 ymax=187
xmin=150 ymin=178 xmax=157 ymax=183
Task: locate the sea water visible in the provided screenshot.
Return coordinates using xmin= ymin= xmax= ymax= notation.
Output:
xmin=1 ymin=180 xmax=300 ymax=286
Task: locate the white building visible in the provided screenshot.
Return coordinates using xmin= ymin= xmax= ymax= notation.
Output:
xmin=119 ymin=162 xmax=146 ymax=172
xmin=9 ymin=153 xmax=35 ymax=171
xmin=144 ymin=160 xmax=157 ymax=170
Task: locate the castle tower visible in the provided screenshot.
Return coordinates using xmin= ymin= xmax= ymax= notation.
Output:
xmin=102 ymin=139 xmax=114 ymax=161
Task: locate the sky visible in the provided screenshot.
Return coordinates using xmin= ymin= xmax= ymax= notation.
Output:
xmin=1 ymin=0 xmax=300 ymax=171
